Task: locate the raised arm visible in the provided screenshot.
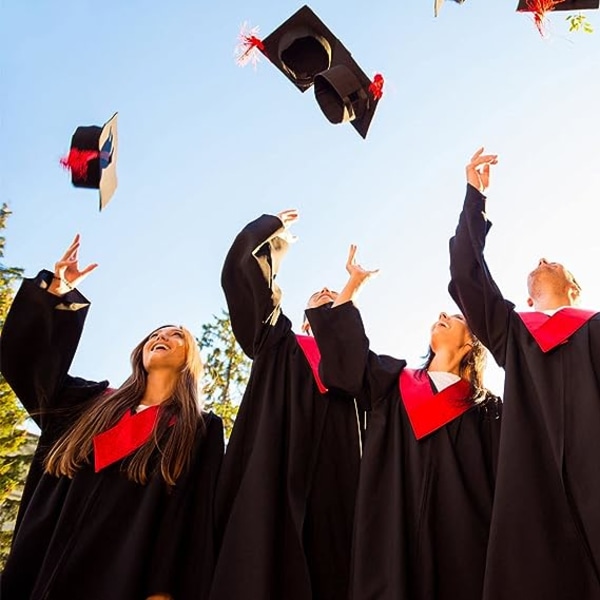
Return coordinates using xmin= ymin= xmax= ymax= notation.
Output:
xmin=306 ymin=246 xmax=404 ymax=406
xmin=448 ymin=149 xmax=514 ymax=367
xmin=221 ymin=210 xmax=297 ymax=358
xmin=0 ymin=235 xmax=98 ymax=428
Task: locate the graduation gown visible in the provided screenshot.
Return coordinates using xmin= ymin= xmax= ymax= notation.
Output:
xmin=210 ymin=215 xmax=361 ymax=600
xmin=306 ymin=302 xmax=501 ymax=600
xmin=449 ymin=184 xmax=600 ymax=599
xmin=0 ymin=271 xmax=224 ymax=600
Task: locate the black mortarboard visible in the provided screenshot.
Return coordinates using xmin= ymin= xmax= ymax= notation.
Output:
xmin=517 ymin=0 xmax=598 ymax=10
xmin=60 ymin=112 xmax=118 ymax=211
xmin=238 ymin=6 xmax=383 ymax=139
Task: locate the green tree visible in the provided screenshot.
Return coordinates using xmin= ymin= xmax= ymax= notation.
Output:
xmin=198 ymin=310 xmax=251 ymax=438
xmin=0 ymin=204 xmax=31 ymax=568
xmin=566 ymin=13 xmax=594 ymax=33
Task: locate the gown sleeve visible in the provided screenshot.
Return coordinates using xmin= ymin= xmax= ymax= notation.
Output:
xmin=0 ymin=270 xmax=92 ymax=429
xmin=221 ymin=215 xmax=292 ymax=359
xmin=306 ymin=302 xmax=406 ymax=410
xmin=448 ymin=184 xmax=515 ymax=367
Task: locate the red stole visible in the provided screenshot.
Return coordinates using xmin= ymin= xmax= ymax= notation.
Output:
xmin=399 ymin=369 xmax=472 ymax=440
xmin=93 ymin=405 xmax=162 ymax=472
xmin=517 ymin=308 xmax=598 ymax=353
xmin=295 ymin=334 xmax=328 ymax=394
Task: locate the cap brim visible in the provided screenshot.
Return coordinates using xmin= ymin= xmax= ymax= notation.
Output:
xmin=98 ymin=112 xmax=118 ymax=211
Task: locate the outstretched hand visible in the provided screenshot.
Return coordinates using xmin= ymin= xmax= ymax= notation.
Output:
xmin=47 ymin=234 xmax=98 ymax=297
xmin=345 ymin=244 xmax=379 ymax=285
xmin=466 ymin=147 xmax=498 ymax=193
xmin=277 ymin=209 xmax=299 ymax=229
xmin=276 ymin=209 xmax=299 ymax=244
xmin=332 ymin=244 xmax=379 ymax=308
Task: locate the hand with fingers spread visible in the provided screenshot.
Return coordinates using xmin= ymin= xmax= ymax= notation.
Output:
xmin=345 ymin=244 xmax=379 ymax=286
xmin=277 ymin=209 xmax=299 ymax=229
xmin=47 ymin=234 xmax=98 ymax=297
xmin=276 ymin=209 xmax=300 ymax=244
xmin=333 ymin=245 xmax=379 ymax=307
xmin=466 ymin=147 xmax=498 ymax=193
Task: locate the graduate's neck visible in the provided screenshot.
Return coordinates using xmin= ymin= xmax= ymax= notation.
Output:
xmin=140 ymin=369 xmax=179 ymax=406
xmin=530 ymin=291 xmax=576 ymax=312
xmin=428 ymin=348 xmax=463 ymax=377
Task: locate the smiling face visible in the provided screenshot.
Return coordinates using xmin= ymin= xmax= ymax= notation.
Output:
xmin=429 ymin=312 xmax=472 ymax=354
xmin=306 ymin=287 xmax=339 ymax=309
xmin=142 ymin=326 xmax=188 ymax=373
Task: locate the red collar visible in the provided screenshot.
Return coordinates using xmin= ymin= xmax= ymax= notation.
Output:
xmin=517 ymin=308 xmax=598 ymax=353
xmin=93 ymin=405 xmax=165 ymax=472
xmin=295 ymin=334 xmax=328 ymax=394
xmin=399 ymin=369 xmax=472 ymax=440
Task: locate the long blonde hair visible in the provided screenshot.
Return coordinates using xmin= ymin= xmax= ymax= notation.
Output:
xmin=45 ymin=326 xmax=204 ymax=485
xmin=423 ymin=331 xmax=488 ymax=401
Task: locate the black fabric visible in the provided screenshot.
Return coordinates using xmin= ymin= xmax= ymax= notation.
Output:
xmin=449 ymin=184 xmax=600 ymax=600
xmin=0 ymin=274 xmax=224 ymax=600
xmin=306 ymin=302 xmax=501 ymax=600
xmin=210 ymin=215 xmax=361 ymax=600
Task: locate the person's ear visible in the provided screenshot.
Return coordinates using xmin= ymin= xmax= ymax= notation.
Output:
xmin=527 ymin=297 xmax=534 ymax=308
xmin=568 ymin=283 xmax=581 ymax=304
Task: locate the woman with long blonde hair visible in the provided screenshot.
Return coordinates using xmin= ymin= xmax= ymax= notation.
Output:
xmin=306 ymin=245 xmax=502 ymax=600
xmin=0 ymin=235 xmax=224 ymax=600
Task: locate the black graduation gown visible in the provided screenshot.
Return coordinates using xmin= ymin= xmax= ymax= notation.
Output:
xmin=210 ymin=215 xmax=361 ymax=600
xmin=306 ymin=302 xmax=502 ymax=600
xmin=0 ymin=271 xmax=224 ymax=600
xmin=449 ymin=184 xmax=600 ymax=599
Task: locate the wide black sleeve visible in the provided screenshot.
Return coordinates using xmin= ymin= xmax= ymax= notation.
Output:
xmin=0 ymin=270 xmax=91 ymax=428
xmin=221 ymin=215 xmax=291 ymax=359
xmin=306 ymin=302 xmax=406 ymax=410
xmin=448 ymin=184 xmax=515 ymax=367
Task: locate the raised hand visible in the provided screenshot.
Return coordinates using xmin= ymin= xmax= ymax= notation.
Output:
xmin=333 ymin=245 xmax=379 ymax=307
xmin=277 ymin=209 xmax=299 ymax=229
xmin=345 ymin=244 xmax=379 ymax=285
xmin=466 ymin=147 xmax=498 ymax=193
xmin=276 ymin=209 xmax=300 ymax=244
xmin=47 ymin=234 xmax=98 ymax=297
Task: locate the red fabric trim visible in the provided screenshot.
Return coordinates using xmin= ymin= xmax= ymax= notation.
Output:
xmin=517 ymin=308 xmax=598 ymax=353
xmin=59 ymin=149 xmax=99 ymax=179
xmin=295 ymin=334 xmax=328 ymax=394
xmin=93 ymin=405 xmax=161 ymax=472
xmin=399 ymin=369 xmax=472 ymax=440
xmin=369 ymin=74 xmax=384 ymax=100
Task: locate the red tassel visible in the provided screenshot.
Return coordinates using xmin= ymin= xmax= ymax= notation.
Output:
xmin=523 ymin=0 xmax=560 ymax=36
xmin=235 ymin=23 xmax=265 ymax=67
xmin=60 ymin=149 xmax=99 ymax=179
xmin=369 ymin=74 xmax=385 ymax=100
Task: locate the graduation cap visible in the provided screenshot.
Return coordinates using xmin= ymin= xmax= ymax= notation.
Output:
xmin=60 ymin=112 xmax=118 ymax=211
xmin=434 ymin=0 xmax=466 ymax=17
xmin=236 ymin=6 xmax=383 ymax=139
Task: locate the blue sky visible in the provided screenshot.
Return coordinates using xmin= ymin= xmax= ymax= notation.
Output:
xmin=2 ymin=0 xmax=599 ymax=399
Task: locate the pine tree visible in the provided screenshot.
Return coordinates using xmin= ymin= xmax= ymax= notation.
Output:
xmin=0 ymin=204 xmax=32 ymax=568
xmin=198 ymin=310 xmax=251 ymax=438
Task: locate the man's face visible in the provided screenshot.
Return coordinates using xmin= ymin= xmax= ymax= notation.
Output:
xmin=527 ymin=258 xmax=580 ymax=301
xmin=306 ymin=287 xmax=339 ymax=309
